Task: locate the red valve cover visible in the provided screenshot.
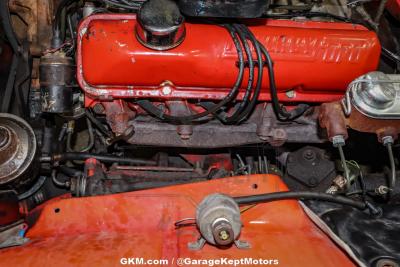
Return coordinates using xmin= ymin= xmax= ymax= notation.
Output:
xmin=77 ymin=14 xmax=380 ymax=103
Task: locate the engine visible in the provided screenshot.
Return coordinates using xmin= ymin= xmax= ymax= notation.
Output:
xmin=69 ymin=6 xmax=382 ymax=147
xmin=1 ymin=0 xmax=400 ymax=265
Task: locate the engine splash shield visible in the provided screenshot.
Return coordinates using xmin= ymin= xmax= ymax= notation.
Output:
xmin=0 ymin=175 xmax=355 ymax=266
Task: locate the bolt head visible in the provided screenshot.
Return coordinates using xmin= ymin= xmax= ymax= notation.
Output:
xmin=212 ymin=221 xmax=235 ymax=246
xmin=303 ymin=149 xmax=316 ymax=161
xmin=382 ymin=136 xmax=394 ymax=146
xmin=285 ymin=90 xmax=295 ymax=98
xmin=308 ymin=177 xmax=318 ymax=187
xmin=161 ymin=86 xmax=172 ymax=95
xmin=332 ymin=135 xmax=345 ymax=147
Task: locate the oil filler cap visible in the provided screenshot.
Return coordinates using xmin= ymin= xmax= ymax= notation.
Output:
xmin=136 ymin=0 xmax=186 ymax=51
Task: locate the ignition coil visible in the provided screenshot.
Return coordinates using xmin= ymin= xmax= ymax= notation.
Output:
xmin=40 ymin=51 xmax=75 ymax=113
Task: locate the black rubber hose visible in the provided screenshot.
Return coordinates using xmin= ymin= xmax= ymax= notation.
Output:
xmin=0 ymin=1 xmax=21 ymax=113
xmin=264 ymin=12 xmax=358 ymax=24
xmin=51 ymin=152 xmax=157 ymax=166
xmin=85 ymin=109 xmax=113 ymax=138
xmin=67 ymin=118 xmax=95 ymax=152
xmin=17 ymin=176 xmax=47 ymax=200
xmin=102 ymin=0 xmax=141 ymax=10
xmin=59 ymin=166 xmax=82 ymax=177
xmin=358 ymin=169 xmax=367 ymax=202
xmin=0 ymin=55 xmax=19 ymax=113
xmin=51 ymin=169 xmax=69 ymax=188
xmin=53 ymin=0 xmax=75 ymax=33
xmin=234 ymin=191 xmax=367 ymax=210
xmin=136 ymin=24 xmax=245 ymax=124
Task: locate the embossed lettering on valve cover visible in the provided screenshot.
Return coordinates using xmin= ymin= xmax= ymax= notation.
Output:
xmin=77 ymin=14 xmax=380 ymax=102
xmin=224 ymin=35 xmax=368 ymax=63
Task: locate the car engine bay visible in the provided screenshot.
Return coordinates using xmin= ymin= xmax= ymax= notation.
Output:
xmin=0 ymin=0 xmax=400 ymax=266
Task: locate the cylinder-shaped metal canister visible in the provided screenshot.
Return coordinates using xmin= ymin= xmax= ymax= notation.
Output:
xmin=40 ymin=52 xmax=74 ymax=113
xmin=136 ymin=0 xmax=185 ymax=51
xmin=196 ymin=193 xmax=242 ymax=246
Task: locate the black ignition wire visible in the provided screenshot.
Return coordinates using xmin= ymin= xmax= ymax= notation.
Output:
xmin=136 ymin=24 xmax=246 ymax=124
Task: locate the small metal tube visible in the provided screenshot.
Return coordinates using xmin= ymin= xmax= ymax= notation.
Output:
xmin=337 ymin=145 xmax=351 ymax=189
xmin=383 ymin=136 xmax=396 ymax=199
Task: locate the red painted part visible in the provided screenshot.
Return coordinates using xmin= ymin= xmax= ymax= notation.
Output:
xmin=85 ymin=158 xmax=100 ymax=177
xmin=388 ymin=0 xmax=400 ymax=20
xmin=0 ymin=192 xmax=21 ymax=226
xmin=180 ymin=154 xmax=234 ymax=171
xmin=77 ymin=14 xmax=380 ymax=104
xmin=0 ymin=175 xmax=355 ymax=267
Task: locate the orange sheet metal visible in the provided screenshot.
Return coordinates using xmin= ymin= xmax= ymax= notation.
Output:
xmin=0 ymin=174 xmax=355 ymax=266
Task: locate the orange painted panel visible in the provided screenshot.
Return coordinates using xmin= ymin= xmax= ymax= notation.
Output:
xmin=0 ymin=175 xmax=355 ymax=267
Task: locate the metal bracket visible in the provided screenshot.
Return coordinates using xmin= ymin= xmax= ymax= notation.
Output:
xmin=0 ymin=222 xmax=29 ymax=249
xmin=188 ymin=237 xmax=206 ymax=251
xmin=234 ymin=239 xmax=251 ymax=249
xmin=188 ymin=237 xmax=251 ymax=250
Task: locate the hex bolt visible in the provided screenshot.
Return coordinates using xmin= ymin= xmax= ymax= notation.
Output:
xmin=212 ymin=220 xmax=234 ymax=246
xmin=375 ymin=185 xmax=389 ymax=195
xmin=382 ymin=136 xmax=394 ymax=147
xmin=308 ymin=177 xmax=318 ymax=187
xmin=332 ymin=135 xmax=345 ymax=148
xmin=161 ymin=86 xmax=172 ymax=95
xmin=270 ymin=128 xmax=287 ymax=146
xmin=303 ymin=149 xmax=315 ymax=161
xmin=285 ymin=90 xmax=295 ymax=98
xmin=177 ymin=125 xmax=192 ymax=140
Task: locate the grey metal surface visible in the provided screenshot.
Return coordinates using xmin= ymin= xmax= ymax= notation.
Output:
xmin=0 ymin=113 xmax=37 ymax=186
xmin=347 ymin=72 xmax=400 ymax=119
xmin=196 ymin=193 xmax=242 ymax=246
xmin=127 ymin=104 xmax=324 ymax=148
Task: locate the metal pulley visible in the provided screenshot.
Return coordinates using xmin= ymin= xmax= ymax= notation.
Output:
xmin=0 ymin=113 xmax=37 ymax=188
